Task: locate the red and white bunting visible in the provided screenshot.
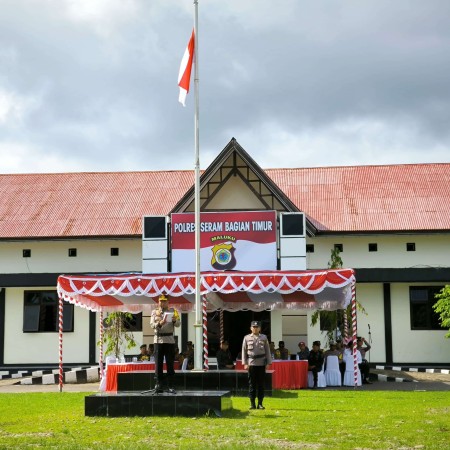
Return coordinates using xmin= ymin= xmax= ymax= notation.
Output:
xmin=57 ymin=269 xmax=355 ymax=313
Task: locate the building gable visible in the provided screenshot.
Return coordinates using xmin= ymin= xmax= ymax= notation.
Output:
xmin=171 ymin=138 xmax=316 ymax=235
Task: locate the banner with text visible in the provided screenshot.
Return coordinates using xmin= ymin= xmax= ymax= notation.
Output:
xmin=171 ymin=211 xmax=277 ymax=272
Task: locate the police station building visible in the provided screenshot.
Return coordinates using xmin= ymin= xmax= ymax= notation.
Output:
xmin=1 ymin=139 xmax=449 ymax=368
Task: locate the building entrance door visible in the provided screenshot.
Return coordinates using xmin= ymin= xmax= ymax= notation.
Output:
xmin=207 ymin=310 xmax=271 ymax=360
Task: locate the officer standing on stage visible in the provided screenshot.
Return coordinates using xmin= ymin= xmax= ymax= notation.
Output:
xmin=150 ymin=294 xmax=180 ymax=393
xmin=242 ymin=320 xmax=272 ymax=410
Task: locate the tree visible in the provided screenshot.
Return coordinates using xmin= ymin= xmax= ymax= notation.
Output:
xmin=433 ymin=285 xmax=450 ymax=338
xmin=310 ymin=247 xmax=366 ymax=345
xmin=99 ymin=312 xmax=137 ymax=358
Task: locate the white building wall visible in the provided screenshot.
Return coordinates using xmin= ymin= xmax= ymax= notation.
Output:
xmin=2 ymin=231 xmax=449 ymax=365
xmin=390 ymin=283 xmax=450 ymax=363
xmin=0 ymin=239 xmax=141 ymax=273
xmin=306 ymin=234 xmax=450 ymax=269
xmin=355 ymin=284 xmax=386 ymax=363
xmin=4 ymin=287 xmax=91 ymax=364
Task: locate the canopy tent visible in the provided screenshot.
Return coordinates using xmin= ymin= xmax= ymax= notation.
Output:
xmin=56 ymin=268 xmax=360 ymax=390
xmin=57 ymin=268 xmax=355 ymax=313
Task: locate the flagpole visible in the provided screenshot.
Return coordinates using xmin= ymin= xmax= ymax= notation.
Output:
xmin=193 ymin=0 xmax=203 ymax=371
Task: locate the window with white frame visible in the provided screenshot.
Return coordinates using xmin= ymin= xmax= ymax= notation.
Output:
xmin=23 ymin=290 xmax=74 ymax=332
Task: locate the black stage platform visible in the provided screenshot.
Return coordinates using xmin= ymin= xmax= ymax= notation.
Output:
xmin=85 ymin=390 xmax=232 ymax=417
xmin=117 ymin=369 xmax=273 ymax=396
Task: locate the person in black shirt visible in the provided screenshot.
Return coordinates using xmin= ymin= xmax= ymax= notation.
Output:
xmin=308 ymin=341 xmax=324 ymax=388
xmin=216 ymin=340 xmax=235 ymax=369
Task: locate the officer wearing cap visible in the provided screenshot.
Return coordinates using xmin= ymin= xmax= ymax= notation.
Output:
xmin=242 ymin=320 xmax=272 ymax=410
xmin=150 ymin=294 xmax=180 ymax=393
xmin=308 ymin=340 xmax=324 ymax=388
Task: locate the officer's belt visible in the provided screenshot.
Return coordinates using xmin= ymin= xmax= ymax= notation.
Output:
xmin=156 ymin=333 xmax=173 ymax=337
xmin=248 ymin=354 xmax=265 ymax=359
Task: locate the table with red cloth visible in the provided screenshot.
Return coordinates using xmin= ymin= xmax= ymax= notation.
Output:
xmin=234 ymin=360 xmax=308 ymax=389
xmin=103 ymin=362 xmax=180 ymax=392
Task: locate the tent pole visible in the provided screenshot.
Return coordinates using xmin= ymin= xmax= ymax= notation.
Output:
xmin=58 ymin=293 xmax=64 ymax=392
xmin=99 ymin=310 xmax=104 ymax=380
xmin=203 ymin=297 xmax=208 ymax=369
xmin=351 ymin=281 xmax=358 ymax=387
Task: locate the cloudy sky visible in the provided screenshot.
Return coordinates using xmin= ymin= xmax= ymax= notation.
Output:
xmin=1 ymin=0 xmax=449 ymax=174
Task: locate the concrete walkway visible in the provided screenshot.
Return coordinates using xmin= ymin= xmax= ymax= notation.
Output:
xmin=1 ymin=376 xmax=449 ymax=393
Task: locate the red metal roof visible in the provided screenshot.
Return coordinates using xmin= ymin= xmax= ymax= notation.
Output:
xmin=0 ymin=171 xmax=194 ymax=239
xmin=0 ymin=163 xmax=449 ymax=239
xmin=266 ymin=164 xmax=450 ymax=232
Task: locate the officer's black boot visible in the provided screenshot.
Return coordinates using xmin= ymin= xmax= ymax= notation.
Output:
xmin=249 ymin=399 xmax=256 ymax=410
xmin=167 ymin=376 xmax=176 ymax=394
xmin=257 ymin=400 xmax=265 ymax=410
xmin=154 ymin=382 xmax=163 ymax=394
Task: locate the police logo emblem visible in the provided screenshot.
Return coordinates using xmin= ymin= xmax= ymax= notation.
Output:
xmin=211 ymin=242 xmax=237 ymax=270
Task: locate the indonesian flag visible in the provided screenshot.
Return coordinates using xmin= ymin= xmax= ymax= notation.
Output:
xmin=178 ymin=30 xmax=195 ymax=106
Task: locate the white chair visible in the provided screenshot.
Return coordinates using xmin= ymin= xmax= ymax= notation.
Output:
xmin=343 ymin=351 xmax=362 ymax=386
xmin=324 ymin=355 xmax=342 ymax=386
xmin=308 ymin=368 xmax=327 ymax=388
xmin=208 ymin=357 xmax=218 ymax=370
xmin=181 ymin=358 xmax=189 ymax=371
xmin=105 ymin=355 xmax=116 ymax=365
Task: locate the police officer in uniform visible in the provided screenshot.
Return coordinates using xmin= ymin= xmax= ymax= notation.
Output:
xmin=242 ymin=320 xmax=272 ymax=410
xmin=150 ymin=294 xmax=180 ymax=393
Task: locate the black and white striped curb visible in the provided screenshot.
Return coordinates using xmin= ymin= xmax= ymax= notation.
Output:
xmin=19 ymin=367 xmax=100 ymax=385
xmin=375 ymin=365 xmax=450 ymax=375
xmin=0 ymin=370 xmax=32 ymax=380
xmin=373 ymin=373 xmax=416 ymax=383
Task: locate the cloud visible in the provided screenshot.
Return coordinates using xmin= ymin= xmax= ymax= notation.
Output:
xmin=0 ymin=0 xmax=449 ymax=174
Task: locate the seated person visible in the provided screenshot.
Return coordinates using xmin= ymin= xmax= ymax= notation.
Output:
xmin=182 ymin=341 xmax=194 ymax=370
xmin=148 ymin=344 xmax=155 ymax=358
xmin=308 ymin=341 xmax=324 ymax=388
xmin=274 ymin=341 xmax=290 ymax=360
xmin=216 ymin=340 xmax=235 ymax=369
xmin=335 ymin=339 xmax=345 ymax=381
xmin=357 ymin=336 xmax=372 ymax=384
xmin=297 ymin=341 xmax=310 ymax=360
xmin=174 ymin=346 xmax=181 ymax=362
xmin=137 ymin=344 xmax=149 ymax=361
xmin=269 ymin=341 xmax=276 ymax=359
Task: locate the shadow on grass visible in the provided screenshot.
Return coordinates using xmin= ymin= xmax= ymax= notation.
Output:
xmin=271 ymin=391 xmax=300 ymax=398
xmin=221 ymin=408 xmax=249 ymax=419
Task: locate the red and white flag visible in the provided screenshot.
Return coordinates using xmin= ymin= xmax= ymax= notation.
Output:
xmin=178 ymin=29 xmax=195 ymax=106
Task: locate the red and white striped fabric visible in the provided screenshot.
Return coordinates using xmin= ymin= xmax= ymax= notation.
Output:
xmin=57 ymin=269 xmax=355 ymax=313
xmin=178 ymin=29 xmax=195 ymax=106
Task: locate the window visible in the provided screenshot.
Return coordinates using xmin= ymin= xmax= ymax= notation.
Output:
xmin=110 ymin=247 xmax=119 ymax=256
xmin=319 ymin=310 xmax=343 ymax=332
xmin=23 ymin=249 xmax=31 ymax=257
xmin=23 ymin=291 xmax=74 ymax=332
xmin=410 ymin=286 xmax=444 ymax=330
xmin=368 ymin=243 xmax=378 ymax=252
xmin=68 ymin=248 xmax=77 ymax=257
xmin=103 ymin=313 xmax=142 ymax=332
xmin=124 ymin=313 xmax=142 ymax=331
xmin=306 ymin=244 xmax=315 ymax=253
xmin=334 ymin=244 xmax=343 ymax=252
xmin=406 ymin=243 xmax=416 ymax=252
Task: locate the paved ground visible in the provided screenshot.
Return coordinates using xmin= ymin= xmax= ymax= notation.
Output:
xmin=1 ymin=371 xmax=449 ymax=393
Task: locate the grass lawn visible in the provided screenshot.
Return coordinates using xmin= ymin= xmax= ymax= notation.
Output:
xmin=0 ymin=390 xmax=449 ymax=449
